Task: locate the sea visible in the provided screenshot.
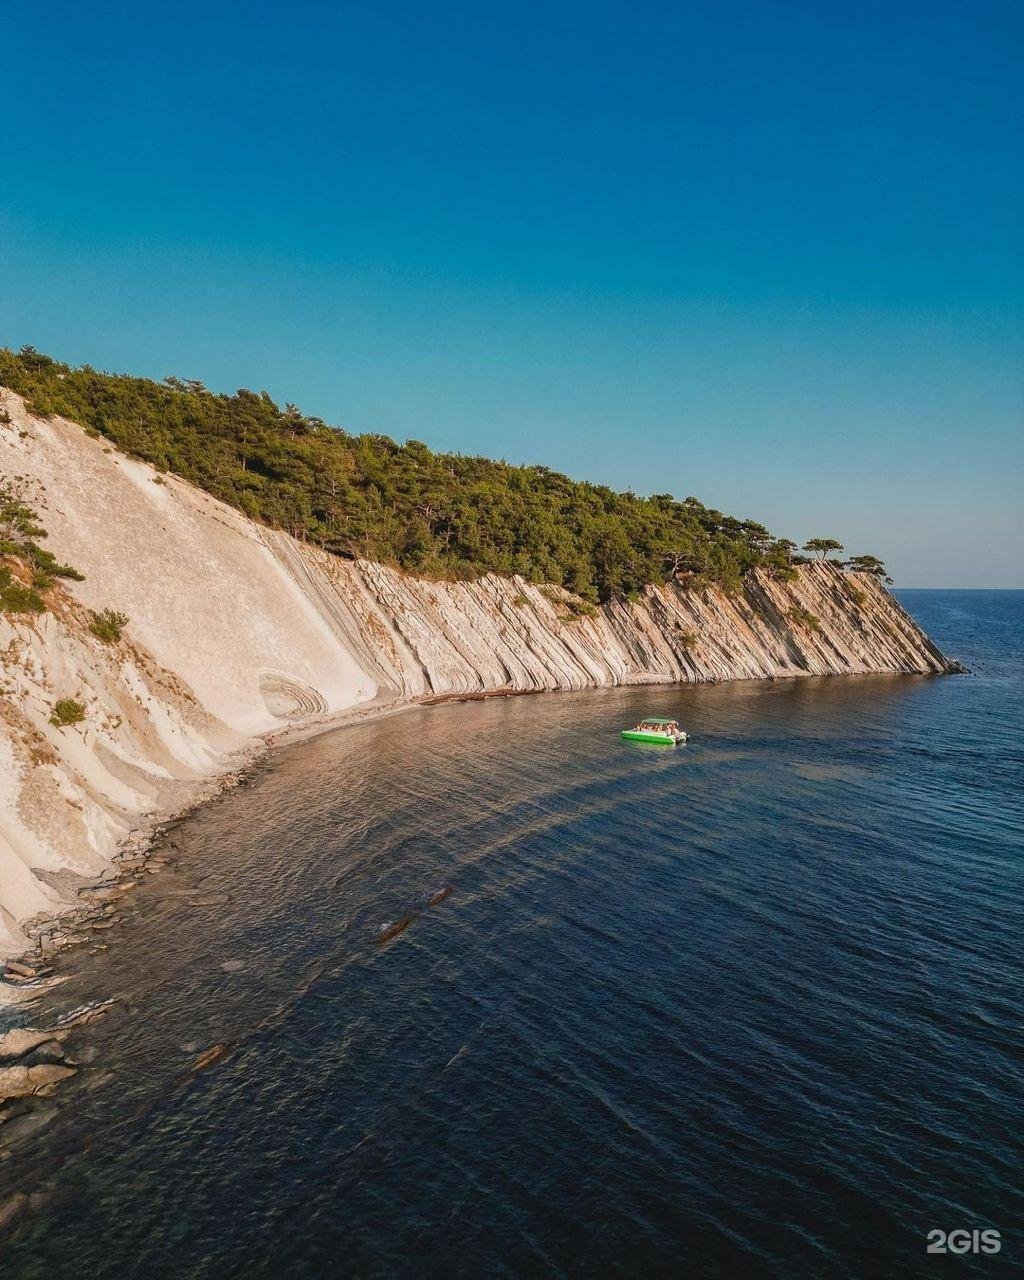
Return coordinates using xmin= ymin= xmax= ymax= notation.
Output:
xmin=0 ymin=589 xmax=1021 ymax=1278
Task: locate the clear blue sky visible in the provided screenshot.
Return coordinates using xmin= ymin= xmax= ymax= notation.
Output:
xmin=2 ymin=0 xmax=1021 ymax=585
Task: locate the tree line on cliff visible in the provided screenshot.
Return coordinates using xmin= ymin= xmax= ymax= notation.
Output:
xmin=0 ymin=347 xmax=887 ymax=602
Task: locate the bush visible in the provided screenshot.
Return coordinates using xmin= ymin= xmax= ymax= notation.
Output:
xmin=50 ymin=698 xmax=86 ymax=728
xmin=0 ymin=481 xmax=84 ymax=604
xmin=0 ymin=566 xmax=45 ymax=614
xmin=564 ymin=598 xmax=598 ymax=619
xmin=676 ymin=628 xmax=699 ymax=649
xmin=512 ymin=593 xmax=530 ymax=607
xmin=540 ymin=585 xmax=597 ymax=619
xmin=787 ymin=606 xmax=821 ymax=633
xmin=89 ymin=609 xmax=129 ymax=643
xmin=31 ymin=547 xmax=84 ymax=581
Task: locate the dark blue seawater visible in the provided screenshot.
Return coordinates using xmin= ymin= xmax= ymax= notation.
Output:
xmin=1 ymin=590 xmax=1021 ymax=1278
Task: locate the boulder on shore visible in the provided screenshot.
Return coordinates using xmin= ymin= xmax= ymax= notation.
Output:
xmin=0 ymin=1063 xmax=76 ymax=1101
xmin=0 ymin=1028 xmax=68 ymax=1061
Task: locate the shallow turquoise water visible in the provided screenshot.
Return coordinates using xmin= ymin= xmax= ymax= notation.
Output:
xmin=0 ymin=591 xmax=1021 ymax=1277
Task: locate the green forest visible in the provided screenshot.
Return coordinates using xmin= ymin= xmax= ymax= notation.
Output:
xmin=0 ymin=347 xmax=876 ymax=602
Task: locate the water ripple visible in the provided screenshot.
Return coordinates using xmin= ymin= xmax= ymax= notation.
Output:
xmin=0 ymin=591 xmax=1021 ymax=1278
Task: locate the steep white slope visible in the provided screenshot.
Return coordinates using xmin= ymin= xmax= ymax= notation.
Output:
xmin=0 ymin=392 xmax=375 ymax=734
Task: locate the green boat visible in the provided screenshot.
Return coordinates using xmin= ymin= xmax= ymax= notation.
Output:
xmin=620 ymin=718 xmax=688 ymax=745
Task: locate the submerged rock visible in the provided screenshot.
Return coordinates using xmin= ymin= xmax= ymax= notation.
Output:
xmin=21 ymin=1041 xmax=66 ymax=1067
xmin=81 ymin=1069 xmax=116 ymax=1093
xmin=0 ymin=1108 xmax=57 ymax=1147
xmin=376 ymin=914 xmax=417 ymax=944
xmin=179 ymin=1043 xmax=232 ymax=1082
xmin=0 ymin=1192 xmax=29 ymax=1232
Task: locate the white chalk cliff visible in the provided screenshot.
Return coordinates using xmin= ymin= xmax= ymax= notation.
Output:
xmin=0 ymin=390 xmax=955 ymax=958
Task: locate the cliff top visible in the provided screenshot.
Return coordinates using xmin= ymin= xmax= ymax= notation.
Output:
xmin=0 ymin=346 xmax=886 ymax=602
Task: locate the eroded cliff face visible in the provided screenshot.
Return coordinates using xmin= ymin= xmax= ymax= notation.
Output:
xmin=269 ymin=540 xmax=949 ymax=699
xmin=0 ymin=391 xmax=954 ymax=959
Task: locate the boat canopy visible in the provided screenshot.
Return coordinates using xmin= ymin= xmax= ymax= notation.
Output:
xmin=641 ymin=718 xmax=678 ymax=725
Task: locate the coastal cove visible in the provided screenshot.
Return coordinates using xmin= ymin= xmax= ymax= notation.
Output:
xmin=0 ymin=388 xmax=956 ymax=961
xmin=0 ymin=592 xmax=1021 ymax=1278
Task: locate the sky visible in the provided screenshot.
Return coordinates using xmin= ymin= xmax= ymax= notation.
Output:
xmin=1 ymin=0 xmax=1021 ymax=586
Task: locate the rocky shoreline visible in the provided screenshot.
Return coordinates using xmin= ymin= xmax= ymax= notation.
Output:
xmin=2 ymin=682 xmax=615 ymax=991
xmin=3 ymin=657 xmax=965 ymax=993
xmin=2 ymin=745 xmax=263 ymax=993
xmin=1 ymin=683 xmax=524 ymax=996
xmin=0 ymin=742 xmax=268 ymax=1176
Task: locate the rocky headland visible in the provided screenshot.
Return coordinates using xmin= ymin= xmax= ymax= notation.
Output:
xmin=0 ymin=387 xmax=958 ymax=968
